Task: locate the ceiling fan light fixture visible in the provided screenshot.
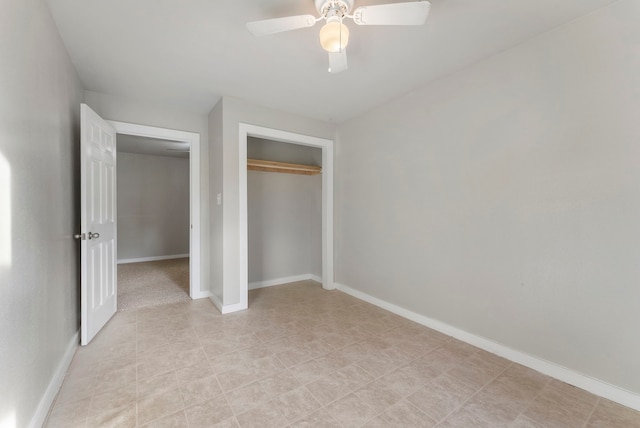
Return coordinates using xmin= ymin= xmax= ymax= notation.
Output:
xmin=319 ymin=20 xmax=349 ymax=53
xmin=247 ymin=0 xmax=431 ymax=72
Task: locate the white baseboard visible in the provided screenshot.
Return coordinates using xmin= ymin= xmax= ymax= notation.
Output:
xmin=209 ymin=293 xmax=248 ymax=315
xmin=210 ymin=275 xmax=321 ymax=314
xmin=249 ymin=273 xmax=322 ymax=290
xmin=220 ymin=302 xmax=247 ymax=314
xmin=30 ymin=331 xmax=79 ymax=428
xmin=335 ymin=282 xmax=640 ymax=412
xmin=190 ymin=289 xmax=210 ymax=300
xmin=209 ymin=293 xmax=223 ymax=313
xmin=117 ymin=254 xmax=189 ymax=264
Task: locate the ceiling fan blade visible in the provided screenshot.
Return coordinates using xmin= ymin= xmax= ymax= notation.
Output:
xmin=352 ymin=1 xmax=431 ymax=26
xmin=246 ymin=15 xmax=317 ymax=36
xmin=328 ymin=50 xmax=348 ymax=74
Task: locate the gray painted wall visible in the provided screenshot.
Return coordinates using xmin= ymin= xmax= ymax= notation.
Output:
xmin=208 ymin=101 xmax=224 ymax=303
xmin=117 ymin=152 xmax=189 ymax=261
xmin=0 ymin=0 xmax=84 ymax=425
xmin=248 ymin=137 xmax=322 ymax=166
xmin=336 ymin=0 xmax=640 ymax=394
xmin=309 ymin=173 xmax=322 ymax=278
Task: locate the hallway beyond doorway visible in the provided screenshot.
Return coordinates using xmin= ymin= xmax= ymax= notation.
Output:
xmin=117 ymin=258 xmax=190 ymax=311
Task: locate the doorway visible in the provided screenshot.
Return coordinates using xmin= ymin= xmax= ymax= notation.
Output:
xmin=115 ymin=134 xmax=190 ymax=310
xmin=108 ymin=121 xmax=203 ymax=303
xmin=238 ymin=124 xmax=334 ymax=311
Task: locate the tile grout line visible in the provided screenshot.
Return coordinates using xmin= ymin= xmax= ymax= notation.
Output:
xmin=358 ymin=343 xmax=450 ymax=426
xmin=370 ymin=339 xmax=466 ymax=424
xmin=212 ymin=318 xmax=265 ymax=426
xmin=433 ymin=360 xmax=514 ymax=426
xmin=582 ymin=396 xmax=601 ymax=428
xmin=507 ymin=370 xmax=553 ymax=427
xmin=84 ymin=360 xmax=100 ymax=428
xmin=209 ymin=336 xmax=237 ymax=425
xmin=183 ymin=308 xmax=212 ymax=428
xmin=352 ymin=344 xmax=443 ymax=424
xmin=286 ymin=322 xmax=445 ymax=426
xmin=171 ymin=308 xmax=197 ymax=428
xmin=137 ymin=306 xmax=191 ymax=426
xmin=363 ymin=339 xmax=468 ymax=423
xmin=351 ymin=323 xmax=432 ymax=426
xmin=236 ymin=320 xmax=336 ymax=424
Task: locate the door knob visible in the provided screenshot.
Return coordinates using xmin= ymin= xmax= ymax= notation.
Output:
xmin=88 ymin=232 xmax=100 ymax=240
xmin=74 ymin=233 xmax=85 ymax=240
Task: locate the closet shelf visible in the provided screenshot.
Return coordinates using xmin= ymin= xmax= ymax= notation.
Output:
xmin=247 ymin=159 xmax=322 ymax=175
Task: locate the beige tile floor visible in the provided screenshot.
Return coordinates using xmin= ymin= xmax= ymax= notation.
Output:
xmin=46 ymin=281 xmax=640 ymax=427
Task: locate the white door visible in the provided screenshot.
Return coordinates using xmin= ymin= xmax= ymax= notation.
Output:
xmin=80 ymin=104 xmax=117 ymax=345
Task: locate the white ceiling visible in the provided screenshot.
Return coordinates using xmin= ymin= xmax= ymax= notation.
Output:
xmin=46 ymin=0 xmax=618 ymax=123
xmin=117 ymin=134 xmax=190 ymax=158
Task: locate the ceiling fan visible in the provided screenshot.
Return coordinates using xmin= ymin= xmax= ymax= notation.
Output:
xmin=246 ymin=0 xmax=431 ymax=74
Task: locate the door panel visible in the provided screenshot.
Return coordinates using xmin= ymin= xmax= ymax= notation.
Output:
xmin=81 ymin=103 xmax=117 ymax=345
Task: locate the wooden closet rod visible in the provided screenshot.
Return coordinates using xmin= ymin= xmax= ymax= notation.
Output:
xmin=247 ymin=159 xmax=321 ymax=175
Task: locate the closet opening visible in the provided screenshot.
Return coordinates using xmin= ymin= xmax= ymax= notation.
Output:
xmin=239 ymin=124 xmax=334 ymax=311
xmin=247 ymin=137 xmax=322 ymax=293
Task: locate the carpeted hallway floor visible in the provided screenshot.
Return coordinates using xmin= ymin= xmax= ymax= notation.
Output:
xmin=117 ymin=258 xmax=190 ymax=311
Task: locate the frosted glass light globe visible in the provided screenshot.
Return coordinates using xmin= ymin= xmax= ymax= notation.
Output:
xmin=319 ymin=21 xmax=349 ymax=53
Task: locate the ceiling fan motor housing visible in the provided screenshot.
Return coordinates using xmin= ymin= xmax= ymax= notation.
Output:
xmin=315 ymin=0 xmax=354 ymax=17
